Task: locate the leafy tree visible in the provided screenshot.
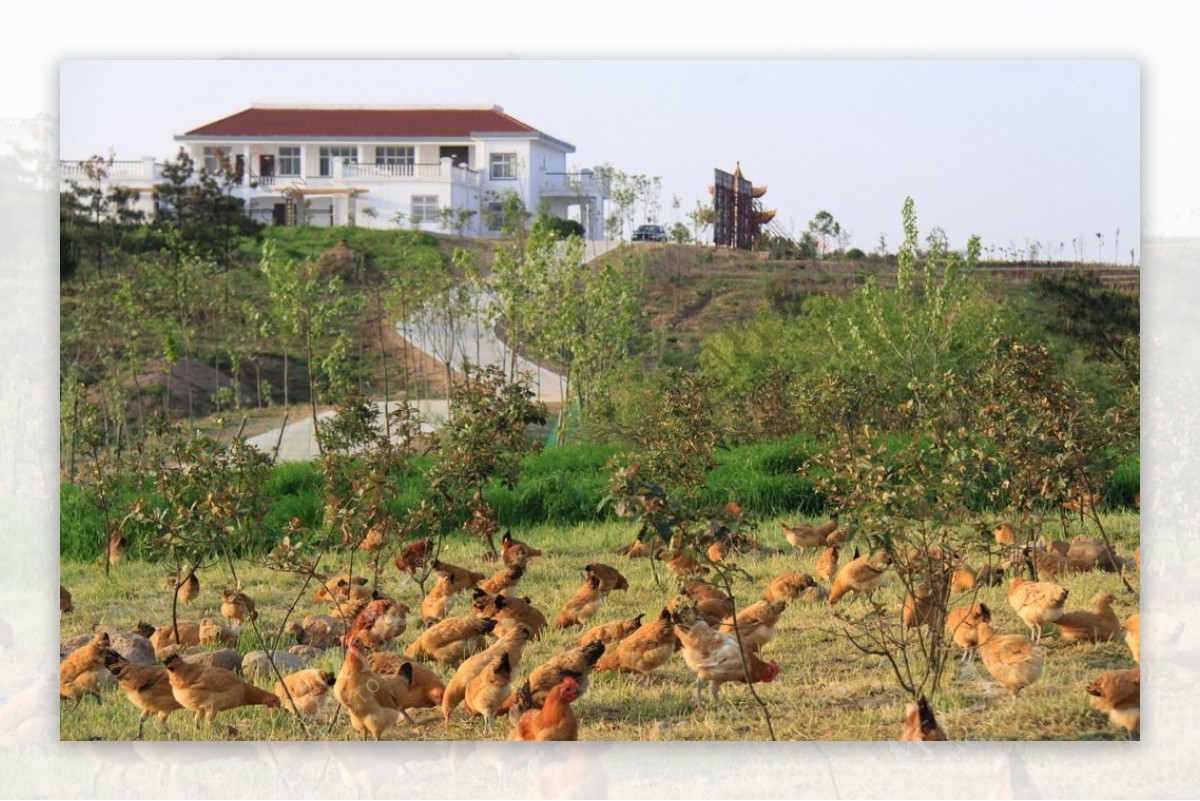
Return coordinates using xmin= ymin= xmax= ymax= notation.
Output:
xmin=1032 ymin=269 xmax=1139 ymax=385
xmin=419 ymin=365 xmax=546 ymax=556
xmin=806 ymin=210 xmax=843 ymax=257
xmin=259 ymin=240 xmax=357 ymax=442
xmin=668 ymin=222 xmax=691 ymax=244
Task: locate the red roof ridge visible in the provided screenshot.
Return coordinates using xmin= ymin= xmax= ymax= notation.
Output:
xmin=247 ymin=103 xmax=506 ymax=112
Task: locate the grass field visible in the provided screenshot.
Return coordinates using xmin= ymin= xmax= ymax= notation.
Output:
xmin=59 ymin=512 xmax=1142 ymax=743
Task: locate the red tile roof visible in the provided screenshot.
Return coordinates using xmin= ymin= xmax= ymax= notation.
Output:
xmin=183 ymin=106 xmax=543 ymax=139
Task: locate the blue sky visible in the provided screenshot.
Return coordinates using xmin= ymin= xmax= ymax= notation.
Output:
xmin=59 ymin=59 xmax=1139 ymax=261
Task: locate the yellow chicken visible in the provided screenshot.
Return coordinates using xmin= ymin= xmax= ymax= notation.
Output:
xmin=60 ymin=631 xmax=110 ymax=705
xmin=464 ymin=652 xmax=515 ymax=734
xmin=1006 ymin=577 xmax=1069 ymax=642
xmin=1124 ymin=613 xmax=1140 ymax=663
xmin=554 ymin=575 xmax=605 ymax=630
xmin=781 ymin=515 xmax=840 ymax=550
xmin=333 ymin=642 xmax=410 ymax=740
xmin=828 ymin=549 xmax=890 ymax=606
xmin=1054 ymin=592 xmax=1121 ymax=643
xmin=594 ymin=608 xmax=677 ymax=683
xmin=1086 ymin=668 xmax=1139 ymax=739
xmin=976 ymin=619 xmax=1044 ymax=700
xmin=274 ymin=669 xmax=336 ymax=721
xmin=717 ymin=599 xmax=785 ymax=653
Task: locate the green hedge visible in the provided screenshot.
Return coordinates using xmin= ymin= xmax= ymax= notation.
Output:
xmin=58 ymin=438 xmax=1138 ymax=562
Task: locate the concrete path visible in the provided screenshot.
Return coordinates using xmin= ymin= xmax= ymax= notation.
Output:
xmin=245 ymin=239 xmax=621 ymax=463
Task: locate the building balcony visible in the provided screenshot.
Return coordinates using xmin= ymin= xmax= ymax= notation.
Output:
xmin=60 ymin=157 xmax=162 ymax=184
xmin=539 ymin=170 xmax=610 ymax=199
xmin=337 ymin=159 xmax=481 ymax=187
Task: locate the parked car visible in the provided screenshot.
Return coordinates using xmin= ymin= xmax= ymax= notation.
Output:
xmin=632 ymin=224 xmax=668 ymax=242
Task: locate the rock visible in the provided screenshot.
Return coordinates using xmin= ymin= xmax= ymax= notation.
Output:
xmin=241 ymin=650 xmax=305 ymax=682
xmin=184 ymin=648 xmax=242 ymax=673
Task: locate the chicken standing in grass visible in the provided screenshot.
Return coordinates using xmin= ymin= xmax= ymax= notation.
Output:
xmin=274 ymin=669 xmax=336 ymax=721
xmin=717 ymin=599 xmax=785 ymax=653
xmin=441 ymin=624 xmax=533 ymax=721
xmin=828 ymin=549 xmax=890 ymax=606
xmin=946 ymin=602 xmax=992 ymax=663
xmin=554 ymin=575 xmax=605 ymax=630
xmin=580 ymin=614 xmax=643 ymax=648
xmin=499 ymin=640 xmax=606 ymax=712
xmin=815 ymin=546 xmax=839 ymax=583
xmin=333 ymin=640 xmax=411 ymax=740
xmin=369 ymin=653 xmax=445 ymax=711
xmin=1007 ymin=577 xmax=1069 ymax=642
xmin=594 ymin=608 xmax=677 ymax=683
xmin=103 ymin=650 xmax=181 ymax=739
xmin=60 ymin=631 xmax=110 ymax=705
xmin=1124 ymin=614 xmax=1140 ymax=663
xmin=673 ymin=612 xmax=779 ymax=707
xmin=220 ymin=588 xmax=258 ymax=625
xmin=976 ymin=619 xmax=1044 ymax=700
xmin=584 ymin=563 xmax=629 ymax=594
xmin=405 ymin=615 xmax=497 ymax=667
xmin=343 ymin=598 xmax=410 ymax=650
xmin=464 ymin=652 xmax=514 ymax=734
xmin=781 ymin=515 xmax=840 ymax=550
xmin=163 ymin=653 xmax=280 ymax=730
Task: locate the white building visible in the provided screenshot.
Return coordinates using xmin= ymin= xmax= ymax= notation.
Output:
xmin=61 ymin=104 xmax=610 ymax=239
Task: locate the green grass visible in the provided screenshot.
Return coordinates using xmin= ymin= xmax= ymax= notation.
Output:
xmin=59 ymin=511 xmax=1142 ymax=742
xmin=250 ymin=226 xmax=444 ymax=273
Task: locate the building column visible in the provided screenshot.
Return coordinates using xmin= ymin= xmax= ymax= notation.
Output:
xmin=242 ymin=144 xmax=251 ymax=186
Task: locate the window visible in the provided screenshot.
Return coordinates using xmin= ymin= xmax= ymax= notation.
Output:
xmin=319 ymin=146 xmax=357 ymax=177
xmin=279 ymin=146 xmax=301 ymax=176
xmin=490 ymin=153 xmax=517 ymax=180
xmin=376 ymin=146 xmax=414 ymax=166
xmin=485 ymin=201 xmax=505 ymax=231
xmin=203 ymin=147 xmax=230 ymax=174
xmin=411 ymin=195 xmax=439 ymax=224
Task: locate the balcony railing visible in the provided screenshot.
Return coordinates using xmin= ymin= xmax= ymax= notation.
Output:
xmin=540 ymin=171 xmax=609 ymax=198
xmin=339 ymin=160 xmax=481 ymax=186
xmin=60 ymin=158 xmax=160 ymax=182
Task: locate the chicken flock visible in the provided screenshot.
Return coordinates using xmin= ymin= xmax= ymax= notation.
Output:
xmin=59 ymin=513 xmax=1141 ymax=741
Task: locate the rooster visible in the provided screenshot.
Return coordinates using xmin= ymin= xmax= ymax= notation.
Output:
xmin=508 ymin=676 xmax=582 ymax=741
